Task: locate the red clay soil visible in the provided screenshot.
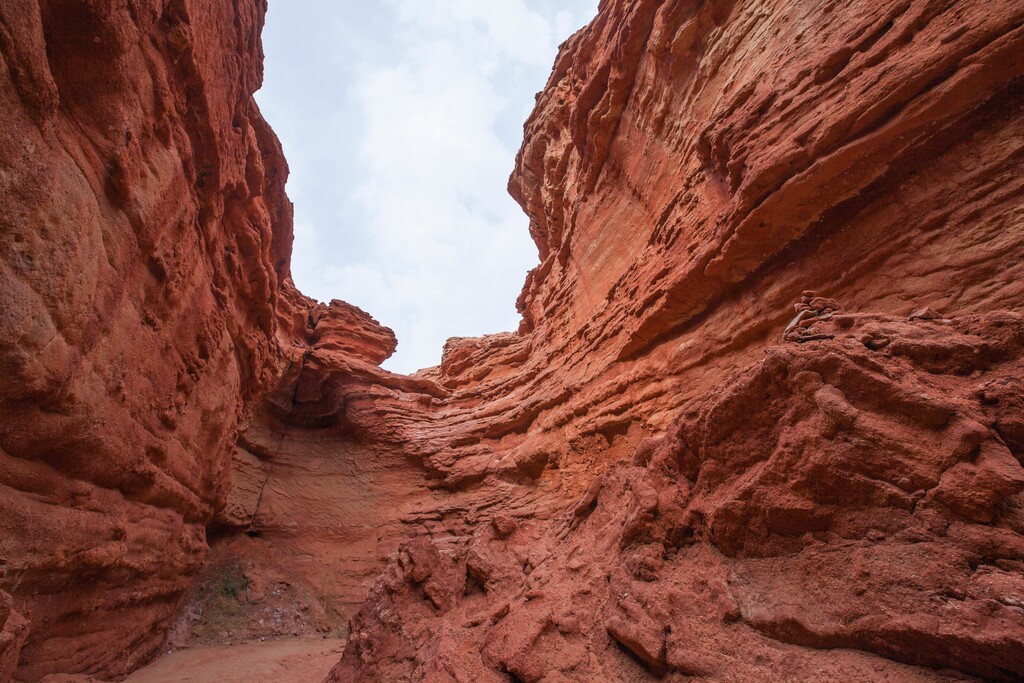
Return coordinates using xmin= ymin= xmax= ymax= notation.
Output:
xmin=123 ymin=638 xmax=346 ymax=683
xmin=2 ymin=0 xmax=1024 ymax=681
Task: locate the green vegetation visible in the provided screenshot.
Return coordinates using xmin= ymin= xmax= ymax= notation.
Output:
xmin=186 ymin=565 xmax=250 ymax=644
xmin=218 ymin=571 xmax=249 ymax=601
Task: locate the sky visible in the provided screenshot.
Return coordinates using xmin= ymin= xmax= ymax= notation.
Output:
xmin=255 ymin=1 xmax=599 ymax=373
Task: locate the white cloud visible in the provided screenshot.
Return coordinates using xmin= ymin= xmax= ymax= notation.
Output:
xmin=257 ymin=1 xmax=598 ymax=373
xmin=387 ymin=0 xmax=558 ymax=67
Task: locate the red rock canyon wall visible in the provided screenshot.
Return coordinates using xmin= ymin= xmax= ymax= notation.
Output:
xmin=0 ymin=0 xmax=302 ymax=678
xmin=327 ymin=0 xmax=1024 ymax=680
xmin=2 ymin=0 xmax=1024 ymax=681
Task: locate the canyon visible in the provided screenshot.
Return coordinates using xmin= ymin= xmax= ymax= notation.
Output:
xmin=2 ymin=0 xmax=1024 ymax=681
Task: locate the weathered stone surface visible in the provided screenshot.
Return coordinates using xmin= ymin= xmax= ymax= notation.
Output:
xmin=321 ymin=0 xmax=1024 ymax=680
xmin=3 ymin=0 xmax=1024 ymax=681
xmin=0 ymin=0 xmax=300 ymax=678
xmin=330 ymin=312 xmax=1024 ymax=682
xmin=0 ymin=593 xmax=28 ymax=683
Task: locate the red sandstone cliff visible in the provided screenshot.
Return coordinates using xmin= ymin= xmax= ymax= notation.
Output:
xmin=324 ymin=0 xmax=1024 ymax=680
xmin=2 ymin=0 xmax=1024 ymax=681
xmin=0 ymin=0 xmax=304 ymax=678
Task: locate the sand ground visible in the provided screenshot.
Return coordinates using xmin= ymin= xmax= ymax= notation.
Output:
xmin=124 ymin=638 xmax=346 ymax=683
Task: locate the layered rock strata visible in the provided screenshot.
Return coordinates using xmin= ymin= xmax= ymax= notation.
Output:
xmin=0 ymin=0 xmax=298 ymax=678
xmin=331 ymin=309 xmax=1024 ymax=681
xmin=2 ymin=0 xmax=1024 ymax=681
xmin=321 ymin=0 xmax=1024 ymax=680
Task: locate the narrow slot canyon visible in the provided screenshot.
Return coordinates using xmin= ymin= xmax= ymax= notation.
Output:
xmin=2 ymin=1 xmax=1024 ymax=682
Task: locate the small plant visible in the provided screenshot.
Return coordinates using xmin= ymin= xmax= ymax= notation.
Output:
xmin=219 ymin=572 xmax=248 ymax=601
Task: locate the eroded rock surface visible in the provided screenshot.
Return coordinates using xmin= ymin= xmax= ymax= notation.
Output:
xmin=0 ymin=0 xmax=301 ymax=678
xmin=0 ymin=593 xmax=28 ymax=683
xmin=2 ymin=0 xmax=1024 ymax=681
xmin=330 ymin=311 xmax=1024 ymax=682
xmin=320 ymin=0 xmax=1024 ymax=680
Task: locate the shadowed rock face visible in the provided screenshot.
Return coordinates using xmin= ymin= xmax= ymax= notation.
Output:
xmin=0 ymin=593 xmax=28 ymax=683
xmin=0 ymin=0 xmax=304 ymax=678
xmin=2 ymin=0 xmax=1024 ymax=681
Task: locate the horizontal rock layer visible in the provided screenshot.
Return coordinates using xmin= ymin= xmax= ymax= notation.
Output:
xmin=329 ymin=309 xmax=1024 ymax=682
xmin=3 ymin=0 xmax=1024 ymax=681
xmin=320 ymin=0 xmax=1024 ymax=680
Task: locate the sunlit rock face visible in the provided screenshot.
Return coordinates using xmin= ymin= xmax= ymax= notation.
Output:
xmin=3 ymin=0 xmax=1024 ymax=681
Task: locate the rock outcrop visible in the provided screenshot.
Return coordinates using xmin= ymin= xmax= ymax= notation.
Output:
xmin=0 ymin=593 xmax=28 ymax=683
xmin=322 ymin=0 xmax=1024 ymax=680
xmin=330 ymin=310 xmax=1024 ymax=681
xmin=0 ymin=0 xmax=300 ymax=678
xmin=2 ymin=0 xmax=1024 ymax=681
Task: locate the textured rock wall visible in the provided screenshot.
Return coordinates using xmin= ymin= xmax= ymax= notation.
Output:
xmin=3 ymin=0 xmax=1024 ymax=681
xmin=332 ymin=309 xmax=1024 ymax=682
xmin=326 ymin=0 xmax=1024 ymax=680
xmin=0 ymin=0 xmax=302 ymax=679
xmin=0 ymin=593 xmax=28 ymax=683
xmin=205 ymin=299 xmax=440 ymax=631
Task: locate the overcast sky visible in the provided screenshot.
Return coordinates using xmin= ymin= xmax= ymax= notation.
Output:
xmin=255 ymin=1 xmax=598 ymax=373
